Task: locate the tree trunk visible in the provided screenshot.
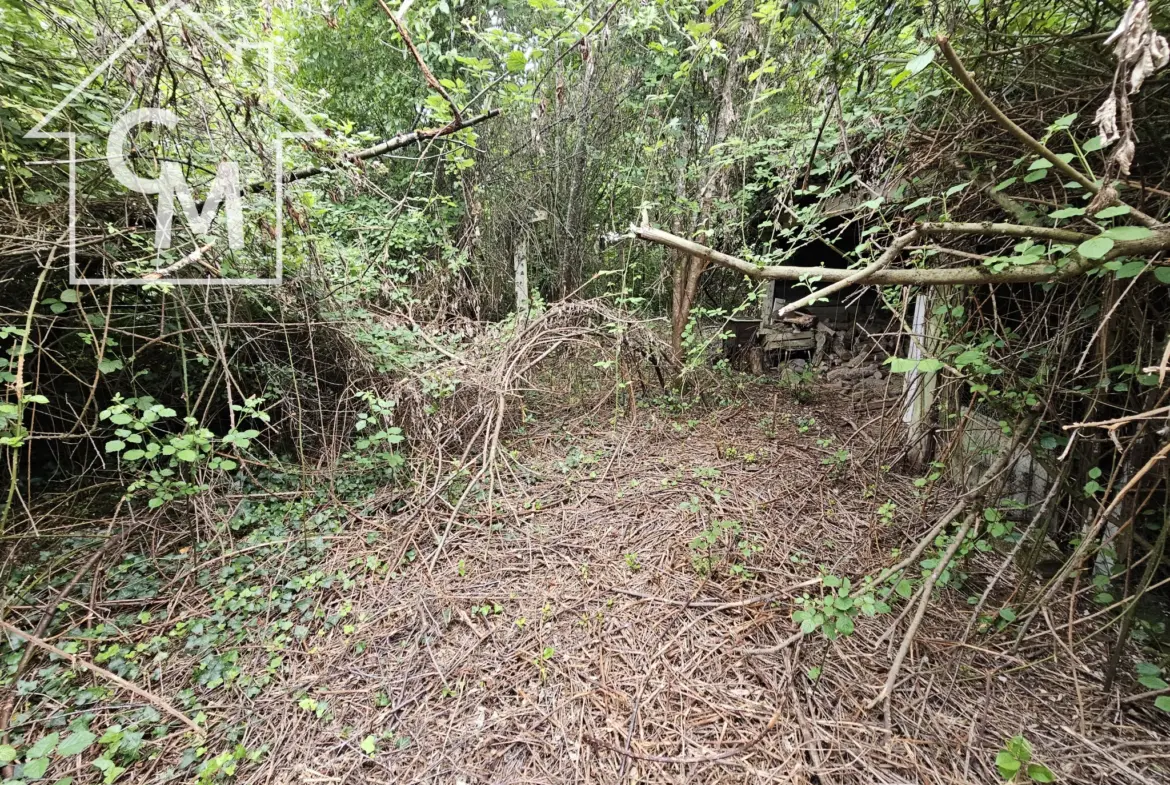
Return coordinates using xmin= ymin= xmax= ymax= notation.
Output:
xmin=669 ymin=2 xmax=752 ymax=362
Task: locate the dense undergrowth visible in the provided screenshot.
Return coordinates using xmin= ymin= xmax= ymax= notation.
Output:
xmin=2 ymin=0 xmax=1170 ymax=782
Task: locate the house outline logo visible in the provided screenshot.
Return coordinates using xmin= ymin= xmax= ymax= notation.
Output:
xmin=25 ymin=0 xmax=325 ymax=286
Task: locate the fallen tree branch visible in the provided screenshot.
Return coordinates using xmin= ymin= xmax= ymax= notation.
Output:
xmin=775 ymin=229 xmax=920 ymax=318
xmin=867 ymin=510 xmax=978 ymax=718
xmin=630 ymin=223 xmax=1170 ymax=286
xmin=0 ymin=619 xmax=203 ymax=736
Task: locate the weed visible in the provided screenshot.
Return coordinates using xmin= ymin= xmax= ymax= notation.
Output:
xmin=623 ymin=552 xmax=641 ymax=572
xmin=995 ymin=735 xmax=1054 ymax=782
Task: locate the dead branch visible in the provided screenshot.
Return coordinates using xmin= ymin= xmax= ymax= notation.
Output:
xmin=630 ymin=223 xmax=1170 ymax=286
xmin=0 ymin=619 xmax=203 ymax=736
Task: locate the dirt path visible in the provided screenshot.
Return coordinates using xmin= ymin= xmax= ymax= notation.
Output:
xmin=214 ymin=386 xmax=1167 ymax=784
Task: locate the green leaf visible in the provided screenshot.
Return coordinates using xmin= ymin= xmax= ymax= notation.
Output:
xmin=1102 ymin=225 xmax=1153 ymax=241
xmin=1093 ymin=205 xmax=1130 ymax=219
xmin=917 ymin=358 xmax=944 ymax=373
xmin=903 ymin=196 xmax=935 ymax=212
xmin=176 ymin=449 xmax=198 ymax=462
xmin=835 ymin=615 xmax=854 ymax=635
xmin=1007 ymin=735 xmax=1032 ymax=764
xmin=58 ymin=290 xmax=78 ymax=303
xmin=906 ymin=49 xmax=935 ymax=76
xmin=1156 ymin=267 xmax=1170 ymax=284
xmin=1076 ymin=236 xmax=1114 ymax=259
xmin=993 ymin=177 xmax=1017 ymax=192
xmin=1027 ymin=763 xmax=1056 ymax=783
xmin=1028 ymin=158 xmax=1053 ymax=170
xmin=1114 ymin=261 xmax=1146 ymax=279
xmin=705 ymin=0 xmax=731 ymax=14
xmin=1155 ymin=695 xmax=1170 ymax=713
xmin=1138 ymin=675 xmax=1169 ymax=690
xmin=996 ymin=751 xmax=1022 ymax=778
xmin=122 ymin=449 xmax=145 ymax=461
xmin=1083 ymin=135 xmax=1104 ymax=153
xmin=505 ymin=50 xmax=526 ymax=73
xmin=24 ymin=756 xmax=49 ymax=779
xmin=895 ymin=580 xmax=913 ymax=598
xmin=998 ymin=607 xmax=1017 ymax=622
xmin=104 ymin=440 xmax=125 ymax=453
xmin=1048 ymin=207 xmax=1085 ymax=219
xmin=1023 ymin=169 xmax=1048 ymax=182
xmin=97 ymin=359 xmax=123 ymax=374
xmin=0 ymin=745 xmax=16 ymax=763
xmin=360 ymin=735 xmax=376 ymax=755
xmin=56 ymin=730 xmax=96 ymax=757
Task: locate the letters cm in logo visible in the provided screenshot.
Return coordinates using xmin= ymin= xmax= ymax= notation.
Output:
xmin=106 ymin=108 xmax=245 ymax=252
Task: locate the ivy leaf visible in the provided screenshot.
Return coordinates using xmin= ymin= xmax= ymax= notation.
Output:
xmin=57 ymin=730 xmax=96 ymax=757
xmin=1102 ymin=225 xmax=1153 ymax=241
xmin=1076 ymin=236 xmax=1114 ymax=259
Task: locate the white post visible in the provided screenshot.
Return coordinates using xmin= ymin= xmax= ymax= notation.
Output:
xmin=902 ymin=293 xmax=937 ymax=465
xmin=514 ymin=231 xmax=530 ymax=321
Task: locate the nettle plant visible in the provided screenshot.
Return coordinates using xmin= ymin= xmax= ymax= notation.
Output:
xmin=792 ymin=573 xmax=891 ymax=641
xmin=100 ymin=395 xmax=266 ymax=508
xmin=688 ymin=519 xmax=761 ymax=579
xmin=347 ymin=391 xmax=406 ymax=476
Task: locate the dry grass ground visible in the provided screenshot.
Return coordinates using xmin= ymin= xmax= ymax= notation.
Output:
xmin=192 ymin=381 xmax=1169 ymax=784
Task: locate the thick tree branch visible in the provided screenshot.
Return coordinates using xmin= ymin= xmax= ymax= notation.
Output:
xmin=775 ymin=229 xmax=919 ymax=317
xmin=630 ymin=223 xmax=1170 ymax=286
